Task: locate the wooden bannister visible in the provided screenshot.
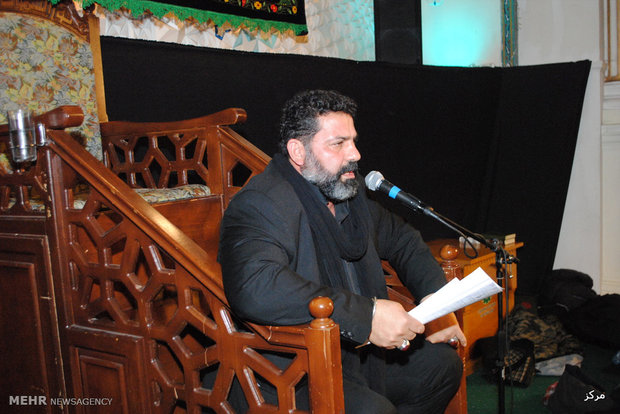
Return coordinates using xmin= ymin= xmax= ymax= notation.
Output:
xmin=47 ymin=126 xmax=342 ymax=412
xmin=0 ymin=107 xmax=343 ymax=412
xmin=1 ymin=105 xmax=467 ymax=412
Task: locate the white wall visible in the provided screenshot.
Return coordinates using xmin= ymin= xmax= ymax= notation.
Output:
xmin=601 ymin=89 xmax=620 ymax=293
xmin=602 ymin=0 xmax=620 ymax=295
xmin=518 ymin=0 xmax=605 ymax=291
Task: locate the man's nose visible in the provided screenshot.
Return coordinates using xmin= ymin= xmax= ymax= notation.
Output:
xmin=346 ymin=141 xmax=361 ymax=162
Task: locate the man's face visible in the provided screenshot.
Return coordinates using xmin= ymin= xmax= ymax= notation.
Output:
xmin=300 ymin=112 xmax=361 ymax=201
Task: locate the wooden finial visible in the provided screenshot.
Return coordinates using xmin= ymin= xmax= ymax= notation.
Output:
xmin=309 ymin=296 xmax=334 ymax=328
xmin=439 ymin=244 xmax=459 ymax=261
xmin=439 ymin=243 xmax=463 ymax=281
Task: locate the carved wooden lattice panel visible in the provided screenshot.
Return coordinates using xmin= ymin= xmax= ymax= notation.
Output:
xmin=61 ymin=162 xmax=311 ymax=413
xmin=0 ymin=149 xmax=49 ymax=214
xmin=103 ymin=128 xmax=210 ymax=189
xmin=220 ymin=140 xmax=266 ymax=207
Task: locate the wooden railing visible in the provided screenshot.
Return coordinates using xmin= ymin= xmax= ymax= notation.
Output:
xmin=0 ymin=110 xmax=344 ymax=413
xmin=1 ymin=106 xmax=468 ymax=413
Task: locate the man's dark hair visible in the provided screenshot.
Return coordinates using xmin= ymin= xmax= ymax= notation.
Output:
xmin=279 ymin=89 xmax=358 ymax=155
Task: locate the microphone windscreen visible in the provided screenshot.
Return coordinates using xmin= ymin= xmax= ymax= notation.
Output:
xmin=365 ymin=171 xmax=384 ymax=191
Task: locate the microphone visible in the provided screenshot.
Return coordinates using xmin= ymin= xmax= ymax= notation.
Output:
xmin=365 ymin=171 xmax=432 ymax=214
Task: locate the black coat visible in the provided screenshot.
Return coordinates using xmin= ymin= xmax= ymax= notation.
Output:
xmin=219 ymin=160 xmax=446 ymax=345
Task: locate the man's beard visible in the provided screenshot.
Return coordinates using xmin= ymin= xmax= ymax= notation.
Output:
xmin=301 ymin=149 xmax=359 ymax=202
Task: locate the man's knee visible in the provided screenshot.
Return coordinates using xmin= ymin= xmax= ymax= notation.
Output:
xmin=435 ymin=344 xmax=463 ymax=393
xmin=403 ymin=341 xmax=463 ymax=397
xmin=389 ymin=343 xmax=463 ymax=413
xmin=343 ymin=379 xmax=398 ymax=414
xmin=430 ymin=346 xmax=463 ymax=414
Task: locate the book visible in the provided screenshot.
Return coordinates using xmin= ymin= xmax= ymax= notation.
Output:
xmin=482 ymin=232 xmax=516 ymax=246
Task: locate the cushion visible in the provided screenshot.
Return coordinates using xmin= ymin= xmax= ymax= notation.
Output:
xmin=8 ymin=184 xmax=212 ymax=212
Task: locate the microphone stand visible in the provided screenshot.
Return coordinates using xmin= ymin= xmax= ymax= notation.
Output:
xmin=414 ymin=204 xmax=518 ymax=414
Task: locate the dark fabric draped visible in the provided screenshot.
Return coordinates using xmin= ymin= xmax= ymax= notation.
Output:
xmin=100 ymin=36 xmax=590 ymax=295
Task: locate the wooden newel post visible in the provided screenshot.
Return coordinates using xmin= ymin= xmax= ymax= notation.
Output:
xmin=439 ymin=244 xmax=463 ymax=282
xmin=305 ymin=296 xmax=345 ymax=414
xmin=438 ymin=244 xmax=468 ymax=414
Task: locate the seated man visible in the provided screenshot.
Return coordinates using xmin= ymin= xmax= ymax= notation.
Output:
xmin=219 ymin=89 xmax=466 ymax=413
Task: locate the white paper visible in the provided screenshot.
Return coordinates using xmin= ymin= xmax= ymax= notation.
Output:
xmin=408 ymin=267 xmax=502 ymax=324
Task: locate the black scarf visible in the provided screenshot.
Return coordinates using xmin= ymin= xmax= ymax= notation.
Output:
xmin=273 ymin=154 xmax=389 ymax=396
xmin=272 ymin=153 xmax=371 ymax=291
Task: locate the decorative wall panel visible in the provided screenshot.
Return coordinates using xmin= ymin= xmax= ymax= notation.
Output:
xmin=97 ymin=0 xmax=375 ymax=61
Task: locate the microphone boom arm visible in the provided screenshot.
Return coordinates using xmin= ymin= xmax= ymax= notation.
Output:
xmin=365 ymin=170 xmax=518 ymax=414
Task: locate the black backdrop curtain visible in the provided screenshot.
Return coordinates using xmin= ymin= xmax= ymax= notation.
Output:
xmin=100 ymin=37 xmax=591 ymax=295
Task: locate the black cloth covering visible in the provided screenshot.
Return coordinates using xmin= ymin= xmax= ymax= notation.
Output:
xmin=100 ymin=37 xmax=591 ymax=295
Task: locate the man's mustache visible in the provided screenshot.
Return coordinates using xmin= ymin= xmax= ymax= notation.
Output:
xmin=338 ymin=162 xmax=359 ymax=176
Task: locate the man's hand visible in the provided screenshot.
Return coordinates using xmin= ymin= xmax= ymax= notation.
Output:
xmin=368 ymin=299 xmax=425 ymax=349
xmin=425 ymin=324 xmax=467 ymax=347
xmin=419 ymin=295 xmax=467 ymax=347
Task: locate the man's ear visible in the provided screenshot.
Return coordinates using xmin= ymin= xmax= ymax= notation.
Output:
xmin=287 ymin=139 xmax=306 ymax=168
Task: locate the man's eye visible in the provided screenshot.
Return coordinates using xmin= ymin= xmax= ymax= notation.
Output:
xmin=331 ymin=141 xmax=343 ymax=147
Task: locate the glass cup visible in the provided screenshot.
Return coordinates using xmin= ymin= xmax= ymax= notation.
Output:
xmin=7 ymin=108 xmax=37 ymax=163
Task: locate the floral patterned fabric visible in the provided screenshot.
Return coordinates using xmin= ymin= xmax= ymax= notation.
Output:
xmin=1 ymin=12 xmax=214 ymax=212
xmin=0 ymin=12 xmax=102 ymax=164
xmin=12 ymin=183 xmax=212 ymax=212
xmin=133 ymin=184 xmax=211 ymax=204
